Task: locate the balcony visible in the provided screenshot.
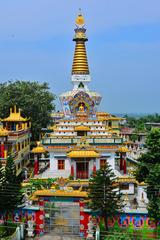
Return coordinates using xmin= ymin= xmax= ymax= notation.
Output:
xmin=7 ymin=129 xmax=31 ymax=141
xmin=42 ymin=136 xmax=123 ymax=146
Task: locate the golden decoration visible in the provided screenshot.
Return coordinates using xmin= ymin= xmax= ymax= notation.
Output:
xmin=0 ymin=127 xmax=9 ymax=136
xmin=31 ymin=141 xmax=47 ymax=154
xmin=75 ymin=14 xmax=85 ymax=26
xmin=2 ymin=105 xmax=29 ymax=122
xmin=67 ymin=150 xmax=99 ymax=158
xmin=72 ymin=41 xmax=89 ymax=74
xmin=57 ymin=177 xmax=67 ymax=187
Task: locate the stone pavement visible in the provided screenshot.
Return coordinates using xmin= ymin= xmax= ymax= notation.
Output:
xmin=26 ymin=234 xmax=83 ymax=240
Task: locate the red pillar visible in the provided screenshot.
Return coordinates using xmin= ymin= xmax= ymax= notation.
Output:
xmin=93 ymin=162 xmax=96 ymax=176
xmin=120 ymin=153 xmax=123 ymax=170
xmin=1 ymin=142 xmax=5 ymax=158
xmin=123 ymin=158 xmax=127 ymax=174
xmin=34 ymin=155 xmax=39 ymax=175
xmin=71 ymin=164 xmax=74 ymax=177
xmin=36 ymin=198 xmax=45 ymax=235
xmin=79 ymin=201 xmax=89 ymax=238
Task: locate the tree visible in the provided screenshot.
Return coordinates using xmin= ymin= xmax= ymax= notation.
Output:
xmin=125 ymin=114 xmax=160 ymax=131
xmin=0 ymin=161 xmax=5 ymax=212
xmin=88 ymin=164 xmax=123 ymax=231
xmin=135 ymin=129 xmax=160 ymax=228
xmin=2 ymin=157 xmax=23 ymax=212
xmin=147 ymin=164 xmax=160 ymax=228
xmin=0 ymin=80 xmax=56 ymax=140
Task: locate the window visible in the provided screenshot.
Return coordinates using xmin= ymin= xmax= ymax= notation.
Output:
xmin=119 ymin=183 xmax=129 ymax=190
xmin=77 ymin=131 xmax=85 ymax=136
xmin=58 ymin=160 xmax=65 ymax=170
xmin=100 ymin=159 xmax=106 ymax=169
xmin=108 ymin=121 xmax=112 ymax=127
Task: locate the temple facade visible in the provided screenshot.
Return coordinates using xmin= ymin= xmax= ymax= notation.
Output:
xmin=26 ymin=13 xmax=149 ymax=237
xmin=38 ymin=14 xmax=127 ymax=182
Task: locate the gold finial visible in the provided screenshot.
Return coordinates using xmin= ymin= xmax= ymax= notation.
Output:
xmin=72 ymin=10 xmax=89 ymax=75
xmin=75 ymin=10 xmax=85 ymax=26
xmin=14 ymin=105 xmax=17 ymax=113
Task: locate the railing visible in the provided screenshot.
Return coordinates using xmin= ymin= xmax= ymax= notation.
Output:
xmin=127 ymin=149 xmax=147 ymax=161
xmin=8 ymin=130 xmax=31 ymax=141
xmin=42 ymin=137 xmax=123 ymax=145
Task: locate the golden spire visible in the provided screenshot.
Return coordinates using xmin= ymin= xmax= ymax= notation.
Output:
xmin=72 ymin=12 xmax=89 ymax=75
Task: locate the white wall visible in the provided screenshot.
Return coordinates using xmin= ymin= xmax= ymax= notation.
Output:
xmin=107 ymin=154 xmax=115 ymax=170
xmin=89 ymin=159 xmax=94 ymax=177
xmin=50 ymin=152 xmax=71 ymax=178
xmin=97 ymin=153 xmax=115 ymax=171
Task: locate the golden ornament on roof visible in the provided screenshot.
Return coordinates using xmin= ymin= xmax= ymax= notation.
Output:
xmin=75 ymin=14 xmax=85 ymax=26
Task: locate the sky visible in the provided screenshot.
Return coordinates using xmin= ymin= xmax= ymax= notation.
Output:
xmin=0 ymin=0 xmax=160 ymax=114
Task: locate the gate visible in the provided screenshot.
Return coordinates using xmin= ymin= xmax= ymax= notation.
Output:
xmin=44 ymin=201 xmax=80 ymax=236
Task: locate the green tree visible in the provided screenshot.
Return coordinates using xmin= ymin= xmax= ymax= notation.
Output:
xmin=136 ymin=129 xmax=160 ymax=228
xmin=88 ymin=164 xmax=123 ymax=231
xmin=0 ymin=80 xmax=56 ymax=140
xmin=125 ymin=114 xmax=160 ymax=131
xmin=2 ymin=157 xmax=23 ymax=212
xmin=0 ymin=161 xmax=5 ymax=212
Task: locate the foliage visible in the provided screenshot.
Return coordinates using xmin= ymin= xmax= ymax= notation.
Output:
xmin=0 ymin=161 xmax=5 ymax=196
xmin=0 ymin=80 xmax=56 ymax=140
xmin=129 ymin=134 xmax=138 ymax=142
xmin=103 ymin=219 xmax=159 ymax=239
xmin=125 ymin=113 xmax=160 ymax=132
xmin=68 ymin=175 xmax=74 ymax=180
xmin=135 ymin=128 xmax=160 ymax=227
xmin=0 ymin=222 xmax=17 ymax=239
xmin=29 ymin=178 xmax=57 ymax=190
xmin=88 ymin=164 xmax=123 ymax=231
xmin=0 ymin=161 xmax=7 ymax=212
xmin=0 ymin=157 xmax=23 ymax=213
xmin=0 ymin=157 xmax=22 ymax=236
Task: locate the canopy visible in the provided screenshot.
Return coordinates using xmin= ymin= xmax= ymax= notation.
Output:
xmin=75 ymin=125 xmax=90 ymax=131
xmin=68 ymin=150 xmax=99 ymax=158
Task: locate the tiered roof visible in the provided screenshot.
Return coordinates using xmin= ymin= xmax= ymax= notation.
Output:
xmin=2 ymin=106 xmax=29 ymax=122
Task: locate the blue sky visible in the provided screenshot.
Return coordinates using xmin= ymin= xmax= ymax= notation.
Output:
xmin=0 ymin=0 xmax=160 ymax=113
